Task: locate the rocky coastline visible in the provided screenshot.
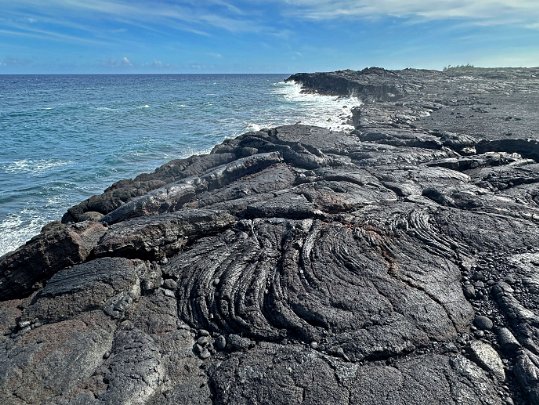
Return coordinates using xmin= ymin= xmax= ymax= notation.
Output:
xmin=1 ymin=67 xmax=538 ymax=404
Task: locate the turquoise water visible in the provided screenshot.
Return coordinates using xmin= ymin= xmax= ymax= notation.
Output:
xmin=0 ymin=74 xmax=360 ymax=255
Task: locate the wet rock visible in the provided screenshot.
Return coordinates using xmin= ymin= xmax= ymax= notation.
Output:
xmin=287 ymin=68 xmax=405 ymax=102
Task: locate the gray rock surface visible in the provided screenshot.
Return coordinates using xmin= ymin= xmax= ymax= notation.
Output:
xmin=1 ymin=66 xmax=538 ymax=404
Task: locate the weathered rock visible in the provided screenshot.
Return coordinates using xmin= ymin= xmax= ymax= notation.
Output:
xmin=469 ymin=341 xmax=505 ymax=381
xmin=62 ymin=153 xmax=238 ymax=223
xmin=97 ymin=327 xmax=165 ymax=405
xmin=227 ymin=334 xmax=254 ymax=351
xmin=287 ymin=68 xmax=406 ymax=102
xmin=93 ymin=209 xmax=235 ymax=260
xmin=171 ymin=215 xmax=471 ymax=361
xmin=208 ymin=343 xmax=502 ymax=405
xmin=22 ymin=257 xmax=145 ymax=324
xmin=0 ymin=311 xmax=115 ymax=404
xmin=0 ymin=221 xmax=106 ymax=300
xmin=101 ymin=152 xmax=283 ymax=225
xmin=515 ymin=350 xmax=539 ymax=403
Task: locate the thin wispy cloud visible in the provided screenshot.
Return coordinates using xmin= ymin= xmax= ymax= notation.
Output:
xmin=0 ymin=0 xmax=271 ymax=43
xmin=0 ymin=27 xmax=104 ymax=45
xmin=6 ymin=0 xmax=534 ymax=49
xmin=277 ymin=0 xmax=539 ymax=28
xmin=0 ymin=57 xmax=32 ymax=67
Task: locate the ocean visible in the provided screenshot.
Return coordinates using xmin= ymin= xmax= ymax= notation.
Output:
xmin=0 ymin=74 xmax=360 ymax=256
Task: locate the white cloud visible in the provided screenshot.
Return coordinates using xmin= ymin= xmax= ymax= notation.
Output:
xmin=278 ymin=0 xmax=539 ymax=27
xmin=101 ymin=56 xmax=134 ymax=68
xmin=145 ymin=60 xmax=173 ymax=69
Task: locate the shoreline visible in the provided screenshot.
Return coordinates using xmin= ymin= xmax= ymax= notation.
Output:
xmin=0 ymin=67 xmax=538 ymax=404
xmin=0 ymin=75 xmax=358 ymax=257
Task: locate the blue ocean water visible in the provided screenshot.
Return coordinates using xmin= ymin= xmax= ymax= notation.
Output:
xmin=0 ymin=74 xmax=360 ymax=255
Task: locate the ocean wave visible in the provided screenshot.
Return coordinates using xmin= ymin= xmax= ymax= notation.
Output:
xmin=245 ymin=123 xmax=264 ymax=132
xmin=93 ymin=106 xmax=117 ymax=111
xmin=271 ymin=81 xmax=362 ymax=131
xmin=1 ymin=159 xmax=70 ymax=175
xmin=0 ymin=211 xmax=46 ymax=256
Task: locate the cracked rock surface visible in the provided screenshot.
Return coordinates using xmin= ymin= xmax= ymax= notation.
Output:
xmin=1 ymin=67 xmax=538 ymax=404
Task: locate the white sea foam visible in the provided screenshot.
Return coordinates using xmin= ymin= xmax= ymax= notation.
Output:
xmin=270 ymin=81 xmax=362 ymax=132
xmin=245 ymin=123 xmax=263 ymax=132
xmin=1 ymin=159 xmax=70 ymax=175
xmin=0 ymin=211 xmax=46 ymax=256
xmin=94 ymin=106 xmax=116 ymax=111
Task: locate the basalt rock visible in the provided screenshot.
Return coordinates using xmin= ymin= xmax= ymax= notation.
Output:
xmin=1 ymin=67 xmax=538 ymax=404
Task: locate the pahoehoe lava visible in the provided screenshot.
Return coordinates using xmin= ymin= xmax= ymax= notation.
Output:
xmin=1 ymin=67 xmax=539 ymax=404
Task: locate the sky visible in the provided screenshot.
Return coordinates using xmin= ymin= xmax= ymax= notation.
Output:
xmin=1 ymin=0 xmax=539 ymax=73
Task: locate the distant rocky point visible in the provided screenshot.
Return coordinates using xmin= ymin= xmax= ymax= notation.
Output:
xmin=1 ymin=67 xmax=538 ymax=404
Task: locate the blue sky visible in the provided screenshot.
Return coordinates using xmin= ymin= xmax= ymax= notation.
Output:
xmin=1 ymin=0 xmax=539 ymax=73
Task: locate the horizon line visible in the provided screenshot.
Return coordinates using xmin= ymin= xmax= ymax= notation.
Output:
xmin=1 ymin=66 xmax=538 ymax=76
xmin=0 ymin=72 xmax=294 ymax=75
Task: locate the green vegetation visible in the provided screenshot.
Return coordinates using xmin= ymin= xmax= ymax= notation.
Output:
xmin=443 ymin=64 xmax=476 ymax=71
